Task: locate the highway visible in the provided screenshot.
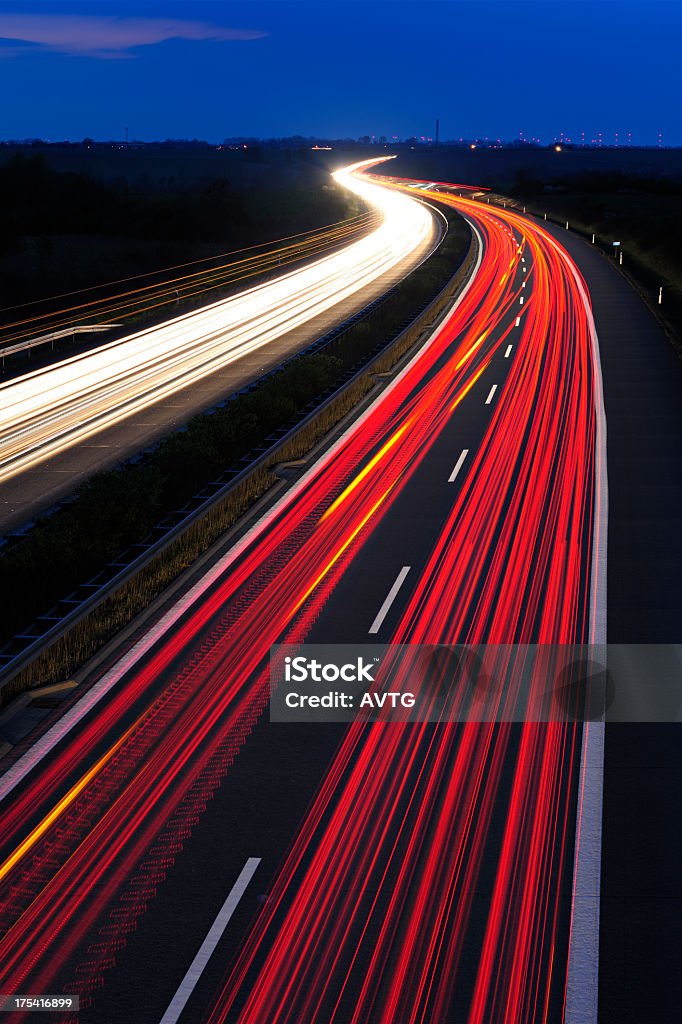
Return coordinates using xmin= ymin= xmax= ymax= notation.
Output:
xmin=0 ymin=212 xmax=378 ymax=354
xmin=0 ymin=158 xmax=437 ymax=535
xmin=536 ymin=218 xmax=682 ymax=1023
xmin=0 ymin=171 xmax=606 ymax=1022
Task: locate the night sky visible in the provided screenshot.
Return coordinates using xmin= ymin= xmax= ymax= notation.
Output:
xmin=0 ymin=0 xmax=679 ymax=145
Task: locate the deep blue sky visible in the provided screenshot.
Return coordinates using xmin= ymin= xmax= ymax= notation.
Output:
xmin=0 ymin=1 xmax=679 ymax=145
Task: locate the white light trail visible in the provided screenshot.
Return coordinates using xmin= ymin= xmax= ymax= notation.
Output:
xmin=0 ymin=158 xmax=434 ymax=484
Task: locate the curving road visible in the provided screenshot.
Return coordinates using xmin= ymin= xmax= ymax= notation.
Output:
xmin=0 ymin=172 xmax=606 ymax=1023
xmin=0 ymin=158 xmax=437 ymax=534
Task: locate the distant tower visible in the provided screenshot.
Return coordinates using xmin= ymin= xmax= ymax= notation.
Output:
xmin=435 ymin=118 xmax=440 ymax=145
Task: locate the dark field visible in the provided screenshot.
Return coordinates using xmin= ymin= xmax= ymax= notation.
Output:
xmin=0 ymin=142 xmax=337 ymax=186
xmin=373 ymin=147 xmax=682 ymax=343
xmin=0 ymin=146 xmax=360 ymax=306
xmin=0 ymin=210 xmax=471 ymax=691
xmin=371 ymin=146 xmax=682 ymax=189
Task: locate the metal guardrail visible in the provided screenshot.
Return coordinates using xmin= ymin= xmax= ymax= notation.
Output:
xmin=0 ymin=324 xmax=120 ymax=363
xmin=0 ymin=215 xmax=378 ymax=368
xmin=0 ymin=202 xmax=471 ymax=698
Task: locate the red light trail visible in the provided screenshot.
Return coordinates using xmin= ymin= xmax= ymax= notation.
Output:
xmin=0 ymin=170 xmax=606 ymax=1024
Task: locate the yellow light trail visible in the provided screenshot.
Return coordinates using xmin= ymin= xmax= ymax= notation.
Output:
xmin=449 ymin=360 xmax=491 ymax=412
xmin=0 ymin=720 xmax=138 ymax=885
xmin=0 ymin=214 xmax=377 ymax=346
xmin=320 ymin=419 xmax=412 ymax=521
xmin=293 ymin=483 xmax=396 ymax=615
xmin=455 ymin=331 xmax=489 ymax=371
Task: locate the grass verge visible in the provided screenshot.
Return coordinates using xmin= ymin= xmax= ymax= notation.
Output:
xmin=1 ymin=207 xmax=473 ymax=703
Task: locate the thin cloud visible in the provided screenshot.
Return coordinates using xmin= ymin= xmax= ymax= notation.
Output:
xmin=0 ymin=13 xmax=267 ymax=58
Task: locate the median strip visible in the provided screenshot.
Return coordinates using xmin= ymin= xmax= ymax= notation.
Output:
xmin=0 ymin=208 xmax=476 ymax=705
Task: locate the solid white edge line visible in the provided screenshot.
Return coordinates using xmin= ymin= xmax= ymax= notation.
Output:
xmin=368 ymin=566 xmax=411 ymax=635
xmin=448 ymin=448 xmax=469 ymax=484
xmin=0 ymin=218 xmax=485 ymax=805
xmin=504 ymin=345 xmax=513 ymax=359
xmin=485 ymin=384 xmax=497 ymax=405
xmin=545 ymin=230 xmax=608 ymax=1024
xmin=159 ymin=858 xmax=260 ymax=1024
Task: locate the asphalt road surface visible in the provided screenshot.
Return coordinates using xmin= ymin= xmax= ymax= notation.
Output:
xmin=0 ymin=159 xmax=437 ymax=537
xmin=1 ymin=173 xmax=677 ymax=1024
xmin=539 ymin=222 xmax=682 ymax=1023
